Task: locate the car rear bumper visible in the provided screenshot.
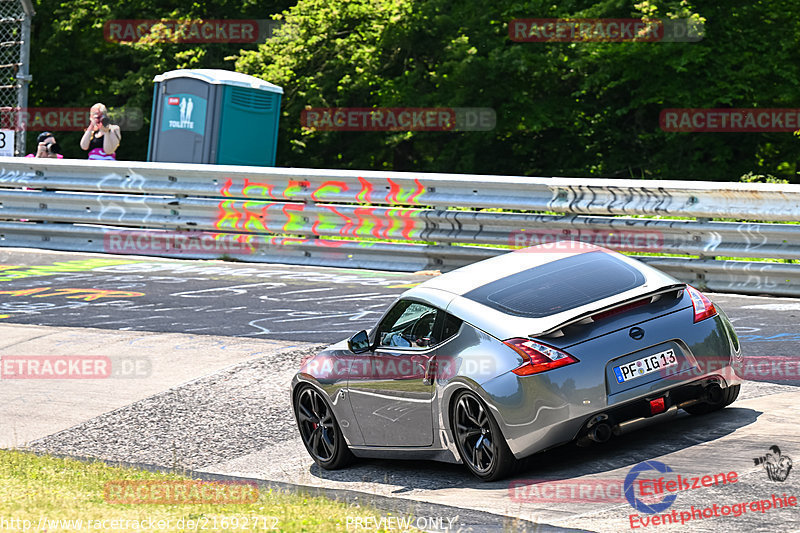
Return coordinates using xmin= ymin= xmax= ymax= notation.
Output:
xmin=492 ymin=370 xmax=740 ymax=459
xmin=476 ymin=305 xmax=742 ymax=459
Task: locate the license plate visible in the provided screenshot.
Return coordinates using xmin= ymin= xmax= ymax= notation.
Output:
xmin=614 ymin=349 xmax=677 ymax=383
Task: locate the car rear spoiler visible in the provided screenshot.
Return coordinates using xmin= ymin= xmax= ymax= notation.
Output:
xmin=532 ymin=283 xmax=687 ymax=339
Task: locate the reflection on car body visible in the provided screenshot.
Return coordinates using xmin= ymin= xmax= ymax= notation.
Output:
xmin=292 ymin=244 xmax=742 ymax=480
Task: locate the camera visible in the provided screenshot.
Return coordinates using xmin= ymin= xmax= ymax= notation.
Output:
xmin=101 ymin=116 xmax=110 ymax=127
xmin=46 ymin=142 xmax=61 ymax=155
xmin=753 ymin=456 xmax=767 ymax=466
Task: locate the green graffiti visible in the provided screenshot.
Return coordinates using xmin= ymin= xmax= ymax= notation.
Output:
xmin=281 ymin=206 xmax=307 ymax=233
xmin=0 ymin=259 xmax=140 ymax=282
xmin=215 ymin=199 xmax=242 ymax=231
xmin=242 ymin=201 xmax=270 ymax=232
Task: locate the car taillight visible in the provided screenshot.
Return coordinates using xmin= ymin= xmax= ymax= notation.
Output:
xmin=686 ymin=285 xmax=717 ymax=323
xmin=504 ymin=338 xmax=579 ymax=376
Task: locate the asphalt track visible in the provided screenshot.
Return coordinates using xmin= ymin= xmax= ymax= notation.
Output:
xmin=0 ymin=249 xmax=798 ymax=358
xmin=1 ymin=247 xmax=799 ymax=532
xmin=0 ymin=249 xmax=426 ymax=342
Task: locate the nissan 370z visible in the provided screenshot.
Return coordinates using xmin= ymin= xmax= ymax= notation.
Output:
xmin=291 ymin=244 xmax=742 ymax=481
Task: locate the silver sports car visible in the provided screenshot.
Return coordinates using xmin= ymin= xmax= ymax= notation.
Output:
xmin=291 ymin=244 xmax=742 ymax=481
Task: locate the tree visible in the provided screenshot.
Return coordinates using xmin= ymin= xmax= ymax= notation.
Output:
xmin=28 ymin=0 xmax=295 ymax=159
xmin=236 ymin=0 xmax=800 ymax=182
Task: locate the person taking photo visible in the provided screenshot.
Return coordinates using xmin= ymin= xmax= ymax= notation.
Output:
xmin=26 ymin=131 xmax=63 ymax=158
xmin=80 ymin=103 xmax=121 ymax=160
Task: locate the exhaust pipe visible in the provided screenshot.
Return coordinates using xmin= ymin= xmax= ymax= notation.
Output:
xmin=677 ymin=382 xmax=724 ymax=410
xmin=705 ymin=383 xmax=723 ymax=404
xmin=576 ymin=414 xmax=615 ymax=447
xmin=588 ymin=422 xmax=613 ymax=443
xmin=578 ymin=382 xmax=724 ymax=447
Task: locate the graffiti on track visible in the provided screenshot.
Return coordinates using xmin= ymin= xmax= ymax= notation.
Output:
xmin=0 ymin=259 xmax=140 ymax=282
xmin=0 ymin=287 xmax=145 ymax=302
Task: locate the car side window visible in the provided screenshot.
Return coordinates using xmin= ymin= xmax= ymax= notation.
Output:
xmin=377 ymin=300 xmax=441 ymax=350
xmin=439 ymin=312 xmax=463 ymax=343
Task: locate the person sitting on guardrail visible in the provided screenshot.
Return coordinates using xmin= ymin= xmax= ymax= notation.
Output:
xmin=26 ymin=131 xmax=63 ymax=159
xmin=80 ymin=103 xmax=121 ymax=160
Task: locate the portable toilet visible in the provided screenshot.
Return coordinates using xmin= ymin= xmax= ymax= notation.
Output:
xmin=147 ymin=69 xmax=283 ymax=166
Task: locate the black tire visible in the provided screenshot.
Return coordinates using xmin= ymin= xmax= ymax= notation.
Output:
xmin=451 ymin=390 xmax=516 ymax=481
xmin=294 ymin=386 xmax=353 ymax=469
xmin=683 ymin=384 xmax=740 ymax=415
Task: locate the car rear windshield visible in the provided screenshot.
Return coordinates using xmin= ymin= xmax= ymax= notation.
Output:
xmin=463 ymin=251 xmax=646 ymax=318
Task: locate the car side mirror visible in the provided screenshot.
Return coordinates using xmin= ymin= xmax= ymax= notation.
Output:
xmin=348 ymin=330 xmax=371 ymax=354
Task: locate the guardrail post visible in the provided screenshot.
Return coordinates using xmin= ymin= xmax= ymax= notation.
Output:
xmin=695 ymin=217 xmax=716 ymax=261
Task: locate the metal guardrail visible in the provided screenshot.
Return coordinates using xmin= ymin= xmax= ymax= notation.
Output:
xmin=0 ymin=157 xmax=799 ymax=296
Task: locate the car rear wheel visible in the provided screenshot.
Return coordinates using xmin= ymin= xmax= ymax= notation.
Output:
xmin=683 ymin=384 xmax=740 ymax=415
xmin=295 ymin=386 xmax=353 ymax=469
xmin=452 ymin=390 xmax=516 ymax=481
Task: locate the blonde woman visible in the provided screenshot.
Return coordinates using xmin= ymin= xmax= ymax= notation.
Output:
xmin=80 ymin=103 xmax=121 ymax=160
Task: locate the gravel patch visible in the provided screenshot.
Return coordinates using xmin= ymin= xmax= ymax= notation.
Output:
xmin=27 ymin=345 xmax=324 ymax=470
xmin=737 ymin=380 xmax=797 ymax=401
xmin=24 ymin=344 xmax=796 ymax=477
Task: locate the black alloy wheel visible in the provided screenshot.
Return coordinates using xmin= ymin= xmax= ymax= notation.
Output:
xmin=452 ymin=390 xmax=515 ymax=481
xmin=295 ymin=386 xmax=353 ymax=469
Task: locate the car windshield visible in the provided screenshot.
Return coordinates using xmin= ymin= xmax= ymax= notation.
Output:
xmin=463 ymin=251 xmax=645 ymax=318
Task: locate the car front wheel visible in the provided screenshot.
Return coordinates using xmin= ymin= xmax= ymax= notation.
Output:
xmin=294 ymin=386 xmax=353 ymax=469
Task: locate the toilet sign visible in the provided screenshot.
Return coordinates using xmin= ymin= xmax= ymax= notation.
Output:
xmin=161 ymin=94 xmax=207 ymax=135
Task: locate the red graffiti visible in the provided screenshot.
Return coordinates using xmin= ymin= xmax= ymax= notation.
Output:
xmin=311 ymin=180 xmax=349 ymax=202
xmin=357 ymin=177 xmax=373 ymax=203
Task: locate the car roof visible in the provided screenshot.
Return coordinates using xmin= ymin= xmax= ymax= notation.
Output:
xmin=404 ymin=244 xmax=683 ymax=339
xmin=415 ymin=243 xmax=603 ymax=296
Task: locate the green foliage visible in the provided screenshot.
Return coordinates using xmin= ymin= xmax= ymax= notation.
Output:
xmin=29 ymin=0 xmax=800 ymax=182
xmin=29 ymin=0 xmax=295 ymax=159
xmin=235 ymin=0 xmax=800 ymax=181
xmin=739 ymin=171 xmax=789 ymax=184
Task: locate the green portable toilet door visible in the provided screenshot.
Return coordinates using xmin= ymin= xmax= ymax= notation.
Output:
xmin=216 ymin=85 xmax=280 ymax=166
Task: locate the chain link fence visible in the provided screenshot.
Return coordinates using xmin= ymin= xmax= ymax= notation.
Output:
xmin=0 ymin=0 xmax=32 ymax=155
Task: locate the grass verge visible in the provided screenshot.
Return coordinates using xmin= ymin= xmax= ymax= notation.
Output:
xmin=0 ymin=450 xmax=417 ymax=532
